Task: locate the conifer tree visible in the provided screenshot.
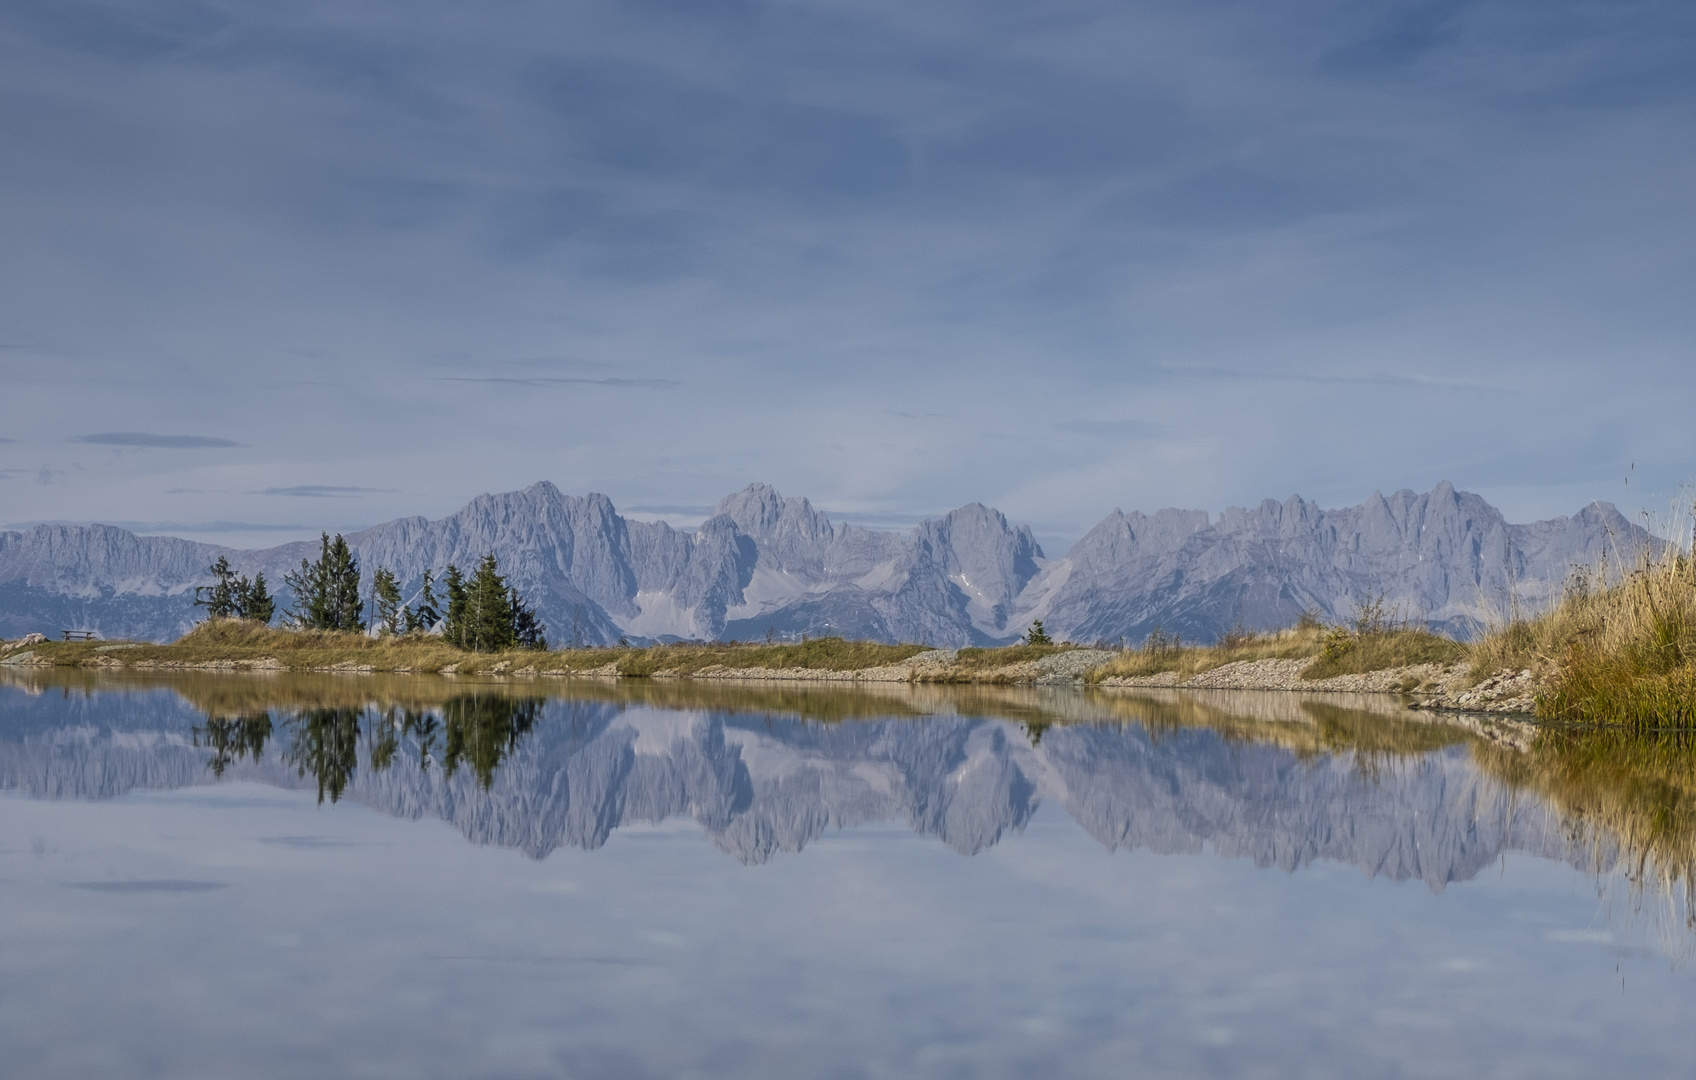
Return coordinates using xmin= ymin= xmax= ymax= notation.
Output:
xmin=513 ymin=589 xmax=547 ymax=651
xmin=243 ymin=573 xmax=275 ymax=625
xmin=285 ymin=533 xmax=364 ymax=631
xmin=324 ymin=534 xmax=364 ymax=632
xmin=468 ymin=554 xmax=517 ymax=651
xmin=194 ymin=556 xmax=239 ymax=619
xmin=372 ymin=567 xmax=402 ymax=635
xmin=285 ymin=535 xmax=331 ymax=629
xmin=438 ymin=556 xmax=546 ymax=651
xmin=1024 ymin=619 xmax=1053 ymax=646
xmin=404 ymin=568 xmax=440 ymax=633
xmin=441 ymin=564 xmax=469 ymax=647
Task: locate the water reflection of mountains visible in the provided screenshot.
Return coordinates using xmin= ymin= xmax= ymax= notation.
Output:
xmin=0 ymin=674 xmax=1577 ymax=890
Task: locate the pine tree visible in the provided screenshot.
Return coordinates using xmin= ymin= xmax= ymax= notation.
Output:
xmin=372 ymin=567 xmax=402 ymax=635
xmin=243 ymin=573 xmax=275 ymax=625
xmin=468 ymin=554 xmax=517 ymax=652
xmin=439 ymin=556 xmax=546 ymax=651
xmin=405 ymin=568 xmax=440 ymax=633
xmin=324 ymin=534 xmax=364 ymax=632
xmin=285 ymin=535 xmax=331 ymax=629
xmin=442 ymin=564 xmax=468 ymax=647
xmin=1025 ymin=619 xmax=1053 ymax=646
xmin=513 ymin=588 xmax=547 ymax=650
xmin=194 ymin=556 xmax=239 ymax=620
xmin=285 ymin=533 xmax=364 ymax=631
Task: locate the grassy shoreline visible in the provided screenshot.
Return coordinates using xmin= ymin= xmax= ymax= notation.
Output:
xmin=1 ymin=615 xmax=1479 ymax=689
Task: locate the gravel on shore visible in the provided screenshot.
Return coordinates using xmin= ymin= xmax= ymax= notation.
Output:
xmin=1098 ymin=657 xmax=1542 ymax=715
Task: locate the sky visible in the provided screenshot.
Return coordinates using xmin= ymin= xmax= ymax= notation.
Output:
xmin=1 ymin=0 xmax=1693 ymax=553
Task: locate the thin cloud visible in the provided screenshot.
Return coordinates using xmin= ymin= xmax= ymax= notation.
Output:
xmin=1152 ymin=365 xmax=1488 ymax=390
xmin=74 ymin=432 xmax=247 ymax=448
xmin=625 ymin=503 xmax=714 ymax=516
xmin=1054 ymin=420 xmax=1159 ymax=438
xmin=434 ymin=377 xmax=679 ymax=388
xmin=0 ymin=436 xmax=16 ymax=443
xmin=254 ymin=485 xmax=393 ymax=498
xmin=9 ymin=519 xmax=310 ymax=533
xmin=120 ymin=520 xmax=311 ymax=533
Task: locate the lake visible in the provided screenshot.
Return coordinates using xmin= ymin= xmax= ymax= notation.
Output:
xmin=1 ymin=669 xmax=1692 ymax=1078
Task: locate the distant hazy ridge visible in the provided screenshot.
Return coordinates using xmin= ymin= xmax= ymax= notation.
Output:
xmin=0 ymin=481 xmax=1644 ymax=645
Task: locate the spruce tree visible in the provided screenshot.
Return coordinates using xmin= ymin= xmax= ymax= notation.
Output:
xmin=513 ymin=589 xmax=547 ymax=650
xmin=284 ymin=533 xmax=364 ymax=631
xmin=442 ymin=564 xmax=468 ymax=647
xmin=243 ymin=573 xmax=275 ymax=625
xmin=324 ymin=534 xmax=364 ymax=632
xmin=419 ymin=569 xmax=440 ymax=629
xmin=194 ymin=556 xmax=239 ymax=620
xmin=405 ymin=568 xmax=440 ymax=633
xmin=468 ymin=554 xmax=517 ymax=651
xmin=372 ymin=567 xmax=402 ymax=635
xmin=1024 ymin=620 xmax=1053 ymax=646
xmin=285 ymin=535 xmax=332 ymax=629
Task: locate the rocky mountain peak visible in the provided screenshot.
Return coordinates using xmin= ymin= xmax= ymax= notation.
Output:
xmin=0 ymin=480 xmax=1652 ymax=646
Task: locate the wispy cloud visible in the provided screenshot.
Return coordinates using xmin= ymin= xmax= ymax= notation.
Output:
xmin=625 ymin=503 xmax=714 ymax=517
xmin=0 ymin=0 xmax=1689 ymax=535
xmin=74 ymin=432 xmax=247 ymax=448
xmin=253 ymin=485 xmax=393 ymax=498
xmin=0 ymin=437 xmax=16 ymax=443
xmin=7 ymin=519 xmax=307 ymax=533
xmin=434 ymin=377 xmax=679 ymax=388
xmin=1054 ymin=420 xmax=1159 ymax=438
xmin=1151 ymin=365 xmax=1489 ymax=390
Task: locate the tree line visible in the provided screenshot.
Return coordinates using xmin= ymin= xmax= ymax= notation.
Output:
xmin=197 ymin=533 xmax=546 ymax=651
xmin=193 ymin=557 xmax=276 ymax=623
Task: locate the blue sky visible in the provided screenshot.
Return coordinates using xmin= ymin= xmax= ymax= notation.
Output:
xmin=1 ymin=0 xmax=1693 ymax=550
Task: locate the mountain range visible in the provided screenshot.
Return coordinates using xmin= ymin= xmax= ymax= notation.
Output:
xmin=0 ymin=480 xmax=1644 ymax=645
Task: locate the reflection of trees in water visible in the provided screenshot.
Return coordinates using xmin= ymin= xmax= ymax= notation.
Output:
xmin=193 ymin=694 xmax=544 ymax=803
xmin=440 ymin=696 xmax=542 ymax=789
xmin=286 ymin=707 xmax=364 ymax=804
xmin=193 ymin=713 xmax=274 ymax=778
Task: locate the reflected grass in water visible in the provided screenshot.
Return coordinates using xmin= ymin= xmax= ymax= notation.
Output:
xmin=1477 ymin=726 xmax=1696 ymax=954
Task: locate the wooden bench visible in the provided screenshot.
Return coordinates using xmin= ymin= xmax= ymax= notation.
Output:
xmin=61 ymin=630 xmax=98 ymax=642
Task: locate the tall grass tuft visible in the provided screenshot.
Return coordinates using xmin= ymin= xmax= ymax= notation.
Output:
xmin=1088 ymin=601 xmax=1465 ymax=684
xmin=1470 ymin=510 xmax=1696 ymax=729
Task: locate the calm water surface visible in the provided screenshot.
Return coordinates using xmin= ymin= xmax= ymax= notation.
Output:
xmin=1 ymin=670 xmax=1692 ymax=1079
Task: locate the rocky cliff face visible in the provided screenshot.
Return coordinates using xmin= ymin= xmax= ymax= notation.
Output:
xmin=1018 ymin=481 xmax=1639 ymax=643
xmin=0 ymin=687 xmax=1579 ymax=891
xmin=0 ymin=480 xmax=1647 ymax=645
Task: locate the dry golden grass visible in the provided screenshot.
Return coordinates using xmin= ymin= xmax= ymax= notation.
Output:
xmin=1469 ymin=538 xmax=1696 ymax=727
xmin=1086 ymin=615 xmax=1465 ymax=684
xmin=6 ymin=621 xmax=929 ymax=680
xmin=609 ymin=637 xmax=927 ymax=676
xmin=1086 ymin=624 xmax=1331 ymax=681
xmin=912 ymin=643 xmax=1088 ymax=683
xmin=1298 ymin=627 xmax=1466 ymax=679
